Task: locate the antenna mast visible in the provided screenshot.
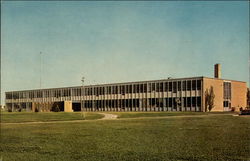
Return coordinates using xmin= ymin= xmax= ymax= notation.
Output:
xmin=40 ymin=52 xmax=42 ymax=89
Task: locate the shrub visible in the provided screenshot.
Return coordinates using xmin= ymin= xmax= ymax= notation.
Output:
xmin=7 ymin=108 xmax=12 ymax=112
xmin=52 ymin=105 xmax=60 ymax=112
xmin=35 ymin=108 xmax=39 ymax=112
xmin=231 ymin=107 xmax=235 ymax=112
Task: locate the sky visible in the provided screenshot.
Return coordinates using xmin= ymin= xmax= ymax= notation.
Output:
xmin=1 ymin=1 xmax=249 ymax=104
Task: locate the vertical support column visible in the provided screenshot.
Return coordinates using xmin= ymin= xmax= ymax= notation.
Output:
xmin=149 ymin=82 xmax=152 ymax=111
xmin=118 ymin=85 xmax=120 ymax=111
xmin=171 ymin=81 xmax=173 ymax=111
xmin=131 ymin=84 xmax=133 ymax=111
xmin=154 ymin=83 xmax=156 ymax=111
xmin=163 ymin=82 xmax=165 ymax=111
xmin=146 ymin=83 xmax=148 ymax=111
xmin=162 ymin=82 xmax=164 ymax=111
xmin=166 ymin=82 xmax=169 ymax=111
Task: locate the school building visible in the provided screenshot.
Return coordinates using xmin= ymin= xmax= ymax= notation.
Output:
xmin=5 ymin=64 xmax=247 ymax=112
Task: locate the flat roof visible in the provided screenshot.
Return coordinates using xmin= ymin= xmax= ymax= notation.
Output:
xmin=5 ymin=76 xmax=246 ymax=93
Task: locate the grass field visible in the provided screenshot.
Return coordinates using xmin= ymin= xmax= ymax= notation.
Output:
xmin=0 ymin=112 xmax=104 ymax=123
xmin=1 ymin=112 xmax=250 ymax=161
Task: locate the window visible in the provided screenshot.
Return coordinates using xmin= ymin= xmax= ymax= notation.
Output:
xmin=78 ymin=88 xmax=82 ymax=96
xmin=173 ymin=82 xmax=177 ymax=93
xmin=192 ymin=97 xmax=196 ymax=107
xmin=165 ymin=98 xmax=168 ymax=107
xmin=115 ymin=86 xmax=118 ymax=94
xmin=29 ymin=92 xmax=34 ymax=99
xmin=135 ymin=84 xmax=139 ymax=93
xmin=197 ymin=97 xmax=201 ymax=107
xmin=169 ymin=82 xmax=172 ymax=91
xmin=187 ymin=81 xmax=191 ymax=91
xmin=37 ymin=91 xmax=42 ymax=98
xmin=102 ymin=87 xmax=105 ymax=95
xmin=187 ymin=97 xmax=191 ymax=107
xmin=96 ymin=87 xmax=98 ymax=96
xmin=156 ymin=83 xmax=160 ymax=92
xmin=197 ymin=80 xmax=201 ymax=90
xmin=121 ymin=85 xmax=125 ymax=95
xmin=89 ymin=88 xmax=93 ymax=95
xmin=129 ymin=85 xmax=132 ymax=93
xmin=112 ymin=86 xmax=115 ymax=94
xmin=192 ymin=80 xmax=196 ymax=90
xmin=152 ymin=83 xmax=155 ymax=91
xmin=178 ymin=81 xmax=181 ymax=91
xmin=182 ymin=81 xmax=186 ymax=91
xmin=169 ymin=98 xmax=172 ymax=107
xmin=164 ymin=82 xmax=168 ymax=92
xmin=108 ymin=86 xmax=111 ymax=94
xmin=223 ymin=82 xmax=231 ymax=99
xmin=6 ymin=93 xmax=12 ymax=99
xmin=140 ymin=84 xmax=144 ymax=93
xmin=159 ymin=83 xmax=163 ymax=92
xmin=183 ymin=98 xmax=187 ymax=107
xmin=148 ymin=83 xmax=152 ymax=92
xmin=143 ymin=84 xmax=147 ymax=93
xmin=133 ymin=85 xmax=136 ymax=93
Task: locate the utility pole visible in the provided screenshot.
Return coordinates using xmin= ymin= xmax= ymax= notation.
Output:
xmin=81 ymin=77 xmax=85 ymax=87
xmin=39 ymin=52 xmax=42 ymax=111
xmin=40 ymin=52 xmax=42 ymax=89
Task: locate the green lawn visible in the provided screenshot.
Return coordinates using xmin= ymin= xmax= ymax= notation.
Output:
xmin=0 ymin=113 xmax=249 ymax=161
xmin=0 ymin=112 xmax=103 ymax=123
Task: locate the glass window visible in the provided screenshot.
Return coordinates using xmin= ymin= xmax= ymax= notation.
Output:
xmin=187 ymin=97 xmax=191 ymax=107
xmin=187 ymin=81 xmax=191 ymax=91
xmin=192 ymin=80 xmax=196 ymax=90
xmin=223 ymin=82 xmax=231 ymax=99
xmin=178 ymin=81 xmax=181 ymax=91
xmin=173 ymin=82 xmax=177 ymax=93
xmin=152 ymin=83 xmax=155 ymax=91
xmin=197 ymin=80 xmax=201 ymax=90
xmin=169 ymin=82 xmax=172 ymax=91
xmin=140 ymin=84 xmax=144 ymax=93
xmin=129 ymin=85 xmax=132 ymax=93
xmin=143 ymin=84 xmax=147 ymax=93
xmin=182 ymin=81 xmax=186 ymax=91
xmin=159 ymin=83 xmax=163 ymax=92
xmin=148 ymin=83 xmax=152 ymax=92
xmin=164 ymin=82 xmax=168 ymax=92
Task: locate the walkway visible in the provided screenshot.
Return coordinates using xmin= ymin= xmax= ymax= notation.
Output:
xmin=99 ymin=113 xmax=118 ymax=120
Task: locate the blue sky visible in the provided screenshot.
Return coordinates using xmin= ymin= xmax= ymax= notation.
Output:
xmin=1 ymin=1 xmax=249 ymax=103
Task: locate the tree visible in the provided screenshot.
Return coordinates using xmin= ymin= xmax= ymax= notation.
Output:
xmin=205 ymin=86 xmax=215 ymax=112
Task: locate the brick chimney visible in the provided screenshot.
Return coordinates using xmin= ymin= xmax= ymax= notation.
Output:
xmin=214 ymin=64 xmax=221 ymax=79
